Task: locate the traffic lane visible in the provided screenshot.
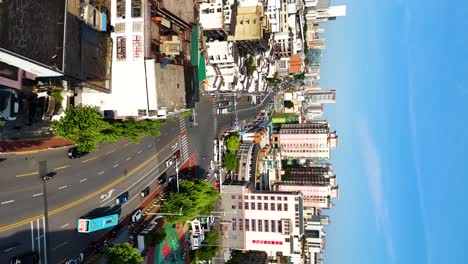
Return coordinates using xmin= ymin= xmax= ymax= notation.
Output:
xmin=0 ymin=136 xmax=178 ymax=228
xmin=0 ymin=136 xmax=176 ymax=226
xmin=1 ymin=119 xmax=178 ymax=186
xmin=0 ymin=123 xmax=179 ymax=210
xmin=47 ymin=160 xmax=174 ymax=263
xmin=0 ymin=144 xmax=175 ymax=263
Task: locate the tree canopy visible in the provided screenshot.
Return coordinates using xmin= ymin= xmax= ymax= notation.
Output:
xmin=191 ymin=229 xmax=221 ymax=262
xmin=223 ymin=152 xmax=238 ymax=171
xmin=52 ymin=105 xmax=111 ymax=152
xmin=284 ymin=100 xmax=294 ymax=109
xmin=105 ymin=242 xmax=143 ymax=264
xmin=161 ymin=180 xmax=220 ymax=223
xmin=226 ymin=133 xmax=240 ymax=152
xmin=53 ymin=105 xmax=163 ymax=151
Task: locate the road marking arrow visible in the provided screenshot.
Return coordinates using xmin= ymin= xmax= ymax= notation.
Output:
xmin=100 ymin=189 xmax=115 ymax=200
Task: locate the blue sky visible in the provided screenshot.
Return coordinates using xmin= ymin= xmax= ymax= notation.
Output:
xmin=319 ymin=0 xmax=468 ymax=263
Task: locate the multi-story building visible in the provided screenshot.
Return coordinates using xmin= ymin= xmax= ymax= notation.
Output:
xmin=0 ymin=0 xmax=112 ymax=90
xmin=302 ymin=88 xmax=336 ymax=120
xmin=82 ymin=0 xmax=192 ymax=118
xmin=304 ymin=215 xmax=329 ymax=264
xmin=206 ymin=41 xmax=239 ymax=69
xmin=305 ymin=4 xmax=347 ymax=23
xmin=228 ymin=5 xmax=271 ymax=55
xmin=199 ymin=0 xmax=237 ymax=41
xmin=278 ymin=184 xmax=338 ymax=209
xmin=273 ymin=122 xmax=338 ymax=160
xmin=220 ymin=180 xmax=304 ymax=259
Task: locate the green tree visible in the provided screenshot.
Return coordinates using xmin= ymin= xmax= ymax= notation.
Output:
xmin=223 ymin=152 xmax=238 ymax=171
xmin=284 ymin=100 xmax=294 ymax=109
xmin=52 ymin=105 xmax=111 ymax=152
xmin=105 ymin=242 xmax=143 ymax=264
xmin=226 ymin=133 xmax=240 ymax=152
xmin=162 ymin=180 xmax=219 ymax=223
xmin=192 ymin=229 xmax=221 ymax=262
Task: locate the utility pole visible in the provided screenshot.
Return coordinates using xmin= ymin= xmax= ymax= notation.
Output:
xmin=38 ymin=161 xmax=50 ymax=264
xmin=175 ymin=159 xmax=180 ymax=193
xmin=192 ymin=108 xmax=198 ymax=127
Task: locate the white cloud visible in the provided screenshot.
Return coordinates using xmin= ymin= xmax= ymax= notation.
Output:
xmin=358 ymin=121 xmax=396 ymax=263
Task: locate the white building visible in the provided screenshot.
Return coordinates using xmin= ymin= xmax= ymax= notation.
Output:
xmin=206 ymin=41 xmax=238 ymax=68
xmin=278 ymin=184 xmax=338 ymax=209
xmin=304 ymin=215 xmax=329 ymax=264
xmin=265 ymin=0 xmax=281 ymax=33
xmin=81 ymin=0 xmax=182 ymax=118
xmin=220 ymin=180 xmax=304 ymax=259
xmin=199 ymin=1 xmax=224 ymax=31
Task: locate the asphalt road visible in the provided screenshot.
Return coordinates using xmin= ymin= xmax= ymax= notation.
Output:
xmin=0 ymin=120 xmax=182 ymax=263
xmin=0 ymin=92 xmax=273 ymax=263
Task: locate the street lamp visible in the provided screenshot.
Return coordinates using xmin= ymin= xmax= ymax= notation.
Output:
xmin=175 ymin=159 xmax=180 ymax=193
xmin=38 ymin=161 xmax=51 ymax=264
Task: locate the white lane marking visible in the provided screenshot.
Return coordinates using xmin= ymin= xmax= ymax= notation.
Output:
xmin=3 ymin=246 xmax=16 ymax=252
xmin=51 ymin=241 xmax=69 ymax=251
xmin=35 ymin=235 xmax=44 ymax=240
xmin=98 ymin=171 xmax=105 ymax=175
xmin=113 ymin=164 xmax=119 ymax=168
xmin=126 ymin=157 xmax=132 ymax=161
xmin=137 ymin=150 xmax=142 ymax=154
xmin=33 ymin=193 xmax=43 ymax=197
xmin=147 ymin=144 xmax=152 ymax=148
xmin=101 ymin=158 xmax=172 ymax=207
xmin=100 ymin=189 xmax=115 ymax=201
xmin=42 ymin=217 xmax=48 ymax=264
xmin=58 ymin=185 xmax=68 ymax=190
xmin=1 ymin=200 xmax=14 ymax=205
xmin=36 ymin=219 xmax=41 ymax=263
xmin=60 ymin=223 xmax=69 ymax=229
xmin=31 ymin=221 xmax=34 ymax=252
xmin=80 ymin=178 xmax=88 ymax=182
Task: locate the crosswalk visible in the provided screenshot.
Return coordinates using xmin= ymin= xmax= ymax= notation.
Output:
xmin=30 ymin=217 xmax=48 ymax=264
xmin=212 ymin=100 xmax=218 ymax=134
xmin=179 ymin=117 xmax=189 ymax=161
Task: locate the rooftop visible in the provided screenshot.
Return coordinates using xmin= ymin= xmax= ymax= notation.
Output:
xmin=0 ymin=0 xmax=66 ymax=70
xmin=199 ymin=2 xmax=224 ymax=30
xmin=288 ymin=54 xmax=303 ymax=74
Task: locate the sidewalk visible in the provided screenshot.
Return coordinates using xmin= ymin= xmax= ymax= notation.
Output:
xmin=0 ymin=136 xmax=72 ymax=154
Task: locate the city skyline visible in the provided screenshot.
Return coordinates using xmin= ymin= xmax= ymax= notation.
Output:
xmin=321 ymin=0 xmax=467 ymax=263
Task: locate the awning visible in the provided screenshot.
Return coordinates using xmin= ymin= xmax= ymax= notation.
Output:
xmin=198 ymin=51 xmax=206 ymax=82
xmin=190 ymin=23 xmax=199 ymax=66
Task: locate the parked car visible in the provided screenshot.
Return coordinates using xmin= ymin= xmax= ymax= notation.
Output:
xmin=140 ymin=186 xmax=150 ymax=197
xmin=115 ymin=192 xmax=129 ymax=205
xmin=132 ymin=209 xmax=142 ymax=223
xmin=10 ymin=252 xmax=39 ymax=264
xmin=0 ymin=86 xmax=19 ymax=121
xmin=165 ymin=159 xmax=174 ymax=168
xmin=158 ymin=174 xmax=167 ymax=185
xmin=65 ymin=253 xmax=84 ymax=264
xmin=68 ymin=147 xmax=89 ymax=159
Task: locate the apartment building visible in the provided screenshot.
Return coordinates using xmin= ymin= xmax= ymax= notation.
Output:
xmin=220 ymin=180 xmax=304 ymax=259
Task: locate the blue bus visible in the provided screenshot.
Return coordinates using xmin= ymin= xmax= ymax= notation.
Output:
xmin=77 ymin=214 xmax=119 ymax=233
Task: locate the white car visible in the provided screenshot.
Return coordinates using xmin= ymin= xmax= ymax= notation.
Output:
xmin=166 ymin=159 xmax=174 ymax=167
xmin=65 ymin=253 xmax=84 ymax=264
xmin=132 ymin=209 xmax=142 ymax=223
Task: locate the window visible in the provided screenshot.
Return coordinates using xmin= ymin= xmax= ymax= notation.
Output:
xmin=251 ymin=196 xmax=255 ymax=200
xmin=264 ymin=203 xmax=268 ymax=210
xmin=251 ymin=202 xmax=255 ymax=210
xmin=238 ymin=202 xmax=243 ymax=209
xmin=232 ymin=218 xmax=237 ymax=230
xmin=284 ymin=204 xmax=288 ymax=211
xmin=245 ymin=202 xmax=249 ymax=210
xmin=115 ymin=23 xmax=125 ymax=33
xmin=252 ymin=220 xmax=256 ymax=231
xmin=264 ymin=196 xmax=268 ymax=200
xmin=277 ymin=203 xmax=282 ymax=211
xmin=271 ymin=196 xmax=275 ymax=200
xmin=245 ymin=219 xmax=249 ymax=231
xmin=258 ymin=203 xmax=262 ymax=210
xmin=271 ymin=203 xmax=275 ymax=211
xmin=138 ymin=109 xmax=147 ymax=116
xmin=131 ymin=0 xmax=141 ymax=17
xmin=271 ymin=220 xmax=276 ymax=232
xmin=117 ymin=0 xmax=126 ymax=18
xmin=295 ymin=204 xmax=299 ymax=212
xmin=285 ymin=238 xmax=290 ymax=243
xmin=231 ymin=205 xmax=236 ymax=209
xmin=283 ymin=197 xmax=288 ymax=201
xmin=239 ymin=219 xmax=243 ymax=230
xmin=231 ymin=195 xmax=235 ymax=199
xmin=238 ymin=195 xmax=242 ymax=199
xmin=258 ymin=196 xmax=262 ymax=200
xmin=264 ymin=220 xmax=269 ymax=232
xmin=258 ymin=220 xmax=263 ymax=232
xmin=244 ymin=195 xmax=248 ymax=199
